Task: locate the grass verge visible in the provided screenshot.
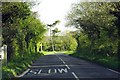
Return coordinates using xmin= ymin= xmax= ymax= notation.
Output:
xmin=42 ymin=51 xmax=75 ymax=55
xmin=70 ymin=52 xmax=120 ymax=72
xmin=2 ymin=52 xmax=43 ymax=79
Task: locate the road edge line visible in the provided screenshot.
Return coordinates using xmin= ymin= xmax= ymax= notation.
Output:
xmin=107 ymin=68 xmax=120 ymax=74
xmin=15 ymin=68 xmax=30 ymax=78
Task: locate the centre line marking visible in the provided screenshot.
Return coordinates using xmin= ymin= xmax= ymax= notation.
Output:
xmin=72 ymin=72 xmax=79 ymax=80
xmin=56 ymin=55 xmax=79 ymax=80
xmin=56 ymin=55 xmax=70 ymax=70
xmin=65 ymin=64 xmax=70 ymax=69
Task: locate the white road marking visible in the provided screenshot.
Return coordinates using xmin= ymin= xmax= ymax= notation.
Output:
xmin=48 ymin=69 xmax=51 ymax=74
xmin=58 ymin=56 xmax=65 ymax=63
xmin=31 ymin=65 xmax=79 ymax=68
xmin=29 ymin=70 xmax=37 ymax=74
xmin=54 ymin=69 xmax=57 ymax=73
xmin=48 ymin=69 xmax=57 ymax=74
xmin=56 ymin=55 xmax=70 ymax=70
xmin=58 ymin=68 xmax=68 ymax=73
xmin=38 ymin=69 xmax=42 ymax=74
xmin=15 ymin=69 xmax=30 ymax=77
xmin=107 ymin=68 xmax=120 ymax=74
xmin=63 ymin=61 xmax=66 ymax=64
xmin=28 ymin=68 xmax=70 ymax=74
xmin=65 ymin=64 xmax=70 ymax=69
xmin=72 ymin=72 xmax=79 ymax=80
xmin=31 ymin=65 xmax=69 ymax=68
xmin=56 ymin=55 xmax=79 ymax=80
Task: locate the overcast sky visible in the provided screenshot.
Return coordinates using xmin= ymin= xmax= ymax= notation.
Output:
xmin=31 ymin=0 xmax=78 ymax=33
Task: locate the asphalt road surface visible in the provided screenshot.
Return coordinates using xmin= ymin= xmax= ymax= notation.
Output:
xmin=21 ymin=53 xmax=120 ymax=80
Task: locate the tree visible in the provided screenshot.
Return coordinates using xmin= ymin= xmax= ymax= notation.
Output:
xmin=52 ymin=28 xmax=61 ymax=37
xmin=52 ymin=28 xmax=61 ymax=51
xmin=42 ymin=33 xmax=78 ymax=51
xmin=66 ymin=2 xmax=118 ymax=56
xmin=2 ymin=2 xmax=46 ymax=61
xmin=47 ymin=20 xmax=60 ymax=51
xmin=2 ymin=2 xmax=31 ymax=60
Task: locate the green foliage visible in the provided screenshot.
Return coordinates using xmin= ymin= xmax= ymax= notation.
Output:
xmin=42 ymin=35 xmax=78 ymax=51
xmin=2 ymin=52 xmax=43 ymax=79
xmin=65 ymin=36 xmax=78 ymax=51
xmin=66 ymin=2 xmax=119 ymax=71
xmin=47 ymin=20 xmax=61 ymax=51
xmin=2 ymin=2 xmax=46 ymax=78
xmin=47 ymin=20 xmax=60 ymax=27
xmin=52 ymin=28 xmax=61 ymax=37
xmin=66 ymin=2 xmax=119 ymax=57
xmin=2 ymin=2 xmax=46 ymax=60
xmin=78 ymin=33 xmax=90 ymax=48
xmin=72 ymin=52 xmax=119 ymax=71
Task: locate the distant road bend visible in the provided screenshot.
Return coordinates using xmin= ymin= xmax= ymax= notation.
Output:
xmin=20 ymin=53 xmax=120 ymax=80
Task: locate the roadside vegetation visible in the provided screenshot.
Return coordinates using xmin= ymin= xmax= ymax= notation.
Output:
xmin=66 ymin=2 xmax=120 ymax=72
xmin=1 ymin=1 xmax=120 ymax=79
xmin=2 ymin=2 xmax=46 ymax=79
xmin=2 ymin=52 xmax=43 ymax=78
xmin=42 ymin=35 xmax=78 ymax=51
xmin=42 ymin=51 xmax=74 ymax=55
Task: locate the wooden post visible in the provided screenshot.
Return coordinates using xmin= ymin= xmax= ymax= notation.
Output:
xmin=3 ymin=45 xmax=7 ymax=65
xmin=0 ymin=59 xmax=1 ymax=80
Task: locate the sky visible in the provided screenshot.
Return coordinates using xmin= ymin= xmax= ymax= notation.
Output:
xmin=31 ymin=0 xmax=78 ymax=34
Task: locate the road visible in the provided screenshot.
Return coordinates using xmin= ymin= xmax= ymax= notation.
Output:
xmin=21 ymin=53 xmax=120 ymax=80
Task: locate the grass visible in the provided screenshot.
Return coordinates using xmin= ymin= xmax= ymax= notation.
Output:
xmin=2 ymin=52 xmax=43 ymax=79
xmin=42 ymin=51 xmax=56 ymax=55
xmin=61 ymin=51 xmax=75 ymax=54
xmin=70 ymin=52 xmax=119 ymax=72
xmin=42 ymin=51 xmax=75 ymax=55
